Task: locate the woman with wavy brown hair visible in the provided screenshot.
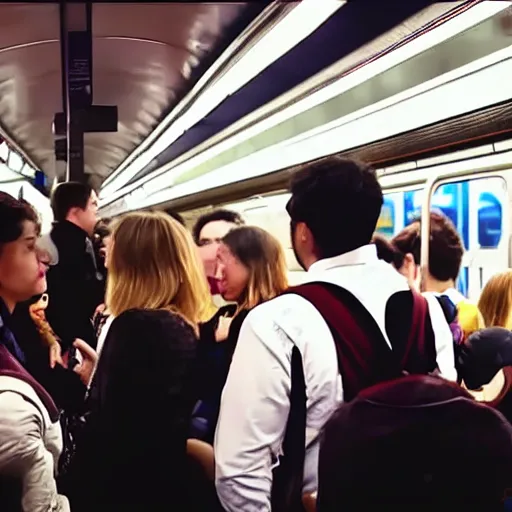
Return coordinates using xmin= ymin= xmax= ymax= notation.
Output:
xmin=191 ymin=225 xmax=289 ymax=444
xmin=62 ymin=211 xmax=214 ymax=511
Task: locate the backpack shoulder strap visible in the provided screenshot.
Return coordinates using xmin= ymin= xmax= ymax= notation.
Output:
xmin=271 ymin=345 xmax=306 ymax=512
xmin=286 ymin=281 xmax=396 ymax=401
xmin=401 ymin=291 xmax=428 ymax=367
xmin=0 ymin=345 xmax=60 ymax=422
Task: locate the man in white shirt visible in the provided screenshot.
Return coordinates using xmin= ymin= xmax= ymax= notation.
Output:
xmin=214 ymin=157 xmax=456 ymax=512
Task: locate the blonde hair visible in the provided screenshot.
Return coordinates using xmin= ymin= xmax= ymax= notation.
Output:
xmin=106 ymin=211 xmax=215 ymax=327
xmin=478 ymin=270 xmax=512 ymax=329
xmin=222 ymin=226 xmax=289 ymax=312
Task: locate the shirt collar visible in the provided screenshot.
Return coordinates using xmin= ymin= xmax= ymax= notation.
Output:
xmin=308 ymin=244 xmax=378 ymax=274
xmin=439 ymin=287 xmax=466 ymax=306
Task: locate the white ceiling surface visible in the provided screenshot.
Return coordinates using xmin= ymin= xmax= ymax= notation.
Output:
xmin=0 ymin=2 xmax=248 ymax=185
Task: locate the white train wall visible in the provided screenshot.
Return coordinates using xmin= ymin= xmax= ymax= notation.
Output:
xmin=213 ymin=145 xmax=512 ymax=300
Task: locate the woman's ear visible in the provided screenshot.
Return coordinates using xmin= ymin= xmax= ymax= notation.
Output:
xmin=401 ymin=253 xmax=421 ymax=291
xmin=403 ymin=252 xmax=415 ymax=268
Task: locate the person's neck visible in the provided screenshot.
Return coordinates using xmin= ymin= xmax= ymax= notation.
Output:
xmin=64 ymin=218 xmax=88 ymax=236
xmin=0 ymin=295 xmax=15 ymax=314
xmin=303 ymin=254 xmax=319 ymax=272
xmin=424 ymin=277 xmax=455 ymax=294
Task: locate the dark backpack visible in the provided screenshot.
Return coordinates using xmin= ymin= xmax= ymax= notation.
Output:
xmin=271 ymin=282 xmax=436 ymax=512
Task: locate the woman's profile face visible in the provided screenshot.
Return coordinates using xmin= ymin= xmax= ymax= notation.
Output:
xmin=0 ymin=221 xmax=47 ymax=307
xmin=103 ymin=234 xmax=113 ymax=268
xmin=216 ymin=243 xmax=249 ymax=303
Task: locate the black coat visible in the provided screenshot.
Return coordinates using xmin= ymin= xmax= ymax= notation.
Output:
xmin=61 ymin=308 xmax=200 ymax=511
xmin=45 ymin=221 xmax=105 ymax=350
xmin=10 ymin=298 xmax=86 ymax=413
xmin=192 ymin=305 xmax=249 ymax=444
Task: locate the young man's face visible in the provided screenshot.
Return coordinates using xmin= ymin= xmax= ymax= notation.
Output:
xmin=197 ymin=220 xmax=238 ymax=280
xmin=75 ymin=190 xmax=99 ymax=237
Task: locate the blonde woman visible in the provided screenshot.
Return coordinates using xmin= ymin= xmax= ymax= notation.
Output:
xmin=462 ymin=270 xmax=512 ymax=413
xmin=62 ymin=211 xmax=213 ymax=511
xmin=478 ymin=270 xmax=512 ymax=329
xmin=191 ymin=226 xmax=289 ymax=444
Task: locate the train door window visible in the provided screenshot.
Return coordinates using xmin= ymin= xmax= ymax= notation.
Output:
xmin=457 ymin=267 xmax=469 ymax=299
xmin=431 ymin=181 xmax=469 ymax=250
xmin=403 ymin=189 xmax=422 ymax=226
xmin=477 ymin=187 xmax=504 ymax=249
xmin=376 ymin=192 xmax=401 ymax=238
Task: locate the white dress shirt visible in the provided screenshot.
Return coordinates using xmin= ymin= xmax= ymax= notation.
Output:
xmin=214 ymin=244 xmax=456 ymax=511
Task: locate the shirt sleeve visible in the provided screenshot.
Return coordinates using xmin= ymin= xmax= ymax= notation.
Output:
xmin=214 ymin=307 xmax=292 ymax=512
xmin=424 ymin=293 xmax=457 ymax=381
xmin=0 ymin=391 xmax=70 ymax=512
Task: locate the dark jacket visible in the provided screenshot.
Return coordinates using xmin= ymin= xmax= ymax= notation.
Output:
xmin=61 ymin=308 xmax=199 ymax=511
xmin=10 ymin=298 xmax=86 ymax=413
xmin=45 ymin=221 xmax=105 ymax=350
xmin=192 ymin=305 xmax=249 ymax=444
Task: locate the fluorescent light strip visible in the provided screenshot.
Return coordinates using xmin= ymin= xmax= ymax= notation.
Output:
xmin=119 ymin=54 xmax=512 ymax=212
xmin=101 ymin=0 xmax=507 ymax=204
xmin=101 ymin=0 xmax=345 ymax=196
xmin=265 ymin=1 xmax=509 ymax=128
xmin=261 ymin=43 xmax=512 ymax=155
xmin=100 ymin=2 xmax=284 ymax=188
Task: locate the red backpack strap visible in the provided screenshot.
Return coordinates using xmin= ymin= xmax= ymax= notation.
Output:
xmin=287 ymin=282 xmax=397 ymax=401
xmin=400 ymin=291 xmax=430 ymax=371
xmin=0 ymin=345 xmax=60 ymax=422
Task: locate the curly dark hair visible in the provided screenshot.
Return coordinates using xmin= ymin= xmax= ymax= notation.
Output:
xmin=0 ymin=192 xmax=41 ymax=251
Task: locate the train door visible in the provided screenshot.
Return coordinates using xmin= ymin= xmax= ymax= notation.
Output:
xmin=426 ymin=176 xmax=507 ymax=301
xmin=466 ymin=175 xmax=508 ymax=298
xmin=377 ymin=175 xmax=508 ymax=301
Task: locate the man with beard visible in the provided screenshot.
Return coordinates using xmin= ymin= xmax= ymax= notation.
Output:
xmin=214 ymin=157 xmax=456 ymax=512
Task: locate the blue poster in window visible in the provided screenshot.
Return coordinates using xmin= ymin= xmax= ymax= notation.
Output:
xmin=376 ymin=197 xmax=396 ymax=238
xmin=403 ymin=190 xmax=422 ymax=226
xmin=478 ymin=191 xmax=502 ymax=248
xmin=432 ymin=181 xmax=469 ymax=250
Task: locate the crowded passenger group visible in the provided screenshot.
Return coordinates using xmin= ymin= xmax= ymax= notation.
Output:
xmin=1 ymin=157 xmax=512 ymax=512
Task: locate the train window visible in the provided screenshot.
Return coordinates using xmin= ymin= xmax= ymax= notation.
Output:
xmin=382 ymin=176 xmax=505 ymax=252
xmin=431 ymin=181 xmax=469 ymax=250
xmin=457 ymin=266 xmax=469 ymax=298
xmin=403 ymin=189 xmax=422 ymax=227
xmin=478 ymin=191 xmax=502 ymax=248
xmin=376 ymin=195 xmax=396 ymax=237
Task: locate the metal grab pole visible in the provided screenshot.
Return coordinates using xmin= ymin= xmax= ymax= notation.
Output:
xmin=59 ymin=2 xmax=92 ymax=183
xmin=420 ymin=174 xmax=439 ymax=292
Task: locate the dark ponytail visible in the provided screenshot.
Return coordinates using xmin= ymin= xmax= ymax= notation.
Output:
xmin=372 ymin=234 xmax=405 ymax=270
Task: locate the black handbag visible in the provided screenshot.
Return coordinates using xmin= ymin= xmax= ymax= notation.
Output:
xmin=58 ymin=409 xmax=87 ymax=478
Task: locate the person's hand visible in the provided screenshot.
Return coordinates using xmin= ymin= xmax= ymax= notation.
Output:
xmin=94 ymin=303 xmax=106 ymax=317
xmin=49 ymin=342 xmax=63 ymax=368
xmin=215 ymin=314 xmax=233 ymax=342
xmin=72 ymin=339 xmax=98 ymax=386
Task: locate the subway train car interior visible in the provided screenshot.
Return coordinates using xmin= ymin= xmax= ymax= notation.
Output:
xmin=3 ymin=2 xmax=512 ymax=510
xmin=0 ymin=2 xmax=509 ymax=299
